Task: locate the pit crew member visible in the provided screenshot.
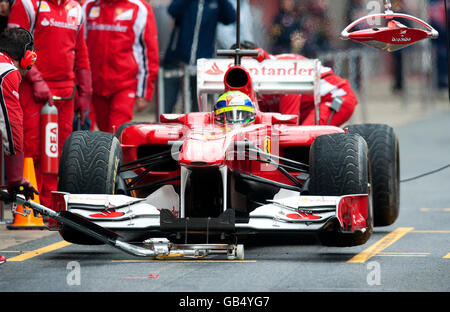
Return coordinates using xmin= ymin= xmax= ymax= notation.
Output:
xmin=235 ymin=41 xmax=358 ymax=126
xmin=0 ymin=28 xmax=40 ymax=265
xmin=8 ymin=0 xmax=92 ymax=208
xmin=82 ymin=0 xmax=159 ymax=133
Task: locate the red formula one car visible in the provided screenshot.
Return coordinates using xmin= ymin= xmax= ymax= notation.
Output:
xmin=3 ymin=0 xmax=438 ymax=260
xmin=42 ymin=45 xmax=400 ymax=258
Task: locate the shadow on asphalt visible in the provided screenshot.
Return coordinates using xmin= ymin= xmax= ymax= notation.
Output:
xmin=242 ymin=233 xmax=320 ymax=247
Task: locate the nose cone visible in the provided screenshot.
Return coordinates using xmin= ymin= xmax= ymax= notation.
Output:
xmin=178 ymin=130 xmax=231 ymax=167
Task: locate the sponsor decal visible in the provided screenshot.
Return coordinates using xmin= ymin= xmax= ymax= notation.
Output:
xmin=38 ymin=1 xmax=51 ymax=12
xmin=299 ymin=197 xmax=335 ymax=204
xmin=205 ymin=62 xmax=314 ymax=77
xmin=89 ymin=209 xmax=125 ymax=219
xmin=67 ymin=6 xmax=81 ymax=26
xmin=263 ymin=136 xmax=271 ymax=154
xmin=45 ymin=122 xmax=58 ymax=158
xmin=41 ymin=17 xmax=79 ymax=30
xmin=391 ymin=36 xmax=411 ymax=42
xmin=41 ymin=18 xmax=50 ymax=26
xmin=115 ymin=8 xmax=133 ymax=21
xmin=285 ymin=213 xmax=321 ymax=220
xmin=12 ymin=90 xmax=19 ymax=99
xmin=87 ymin=23 xmax=127 ymax=32
xmin=205 ymin=62 xmax=223 ymax=75
xmin=391 ymin=29 xmax=412 ymax=42
xmin=89 ymin=6 xmax=100 ymax=18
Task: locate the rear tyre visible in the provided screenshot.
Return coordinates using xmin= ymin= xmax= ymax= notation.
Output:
xmin=309 ymin=133 xmax=373 ymax=247
xmin=346 ymin=124 xmax=400 ymax=226
xmin=57 ymin=131 xmax=122 ymax=245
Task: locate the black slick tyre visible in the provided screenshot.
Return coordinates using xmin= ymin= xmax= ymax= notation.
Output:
xmin=309 ymin=133 xmax=373 ymax=247
xmin=346 ymin=124 xmax=400 ymax=226
xmin=57 ymin=131 xmax=122 ymax=245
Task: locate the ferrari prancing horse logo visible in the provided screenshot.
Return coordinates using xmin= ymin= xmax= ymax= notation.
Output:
xmin=263 ymin=136 xmax=271 ymax=154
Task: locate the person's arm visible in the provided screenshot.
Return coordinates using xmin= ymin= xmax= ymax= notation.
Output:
xmin=301 ymin=70 xmax=358 ymax=126
xmin=23 ymin=66 xmax=52 ymax=103
xmin=74 ymin=13 xmax=91 ymax=72
xmin=74 ymin=15 xmax=92 ymax=123
xmin=1 ymin=68 xmax=23 ymax=156
xmin=135 ymin=2 xmax=159 ymax=111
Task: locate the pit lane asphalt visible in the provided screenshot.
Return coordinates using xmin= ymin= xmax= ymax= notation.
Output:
xmin=1 ymin=109 xmax=450 ymax=293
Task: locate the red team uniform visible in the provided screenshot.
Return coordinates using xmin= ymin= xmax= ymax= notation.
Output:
xmin=83 ymin=0 xmax=159 ymax=133
xmin=0 ymin=52 xmax=24 ymax=158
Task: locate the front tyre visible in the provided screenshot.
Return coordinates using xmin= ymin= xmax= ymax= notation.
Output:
xmin=57 ymin=131 xmax=122 ymax=244
xmin=309 ymin=133 xmax=373 ymax=247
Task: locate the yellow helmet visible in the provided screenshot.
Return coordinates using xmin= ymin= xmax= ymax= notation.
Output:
xmin=213 ymin=91 xmax=256 ymax=126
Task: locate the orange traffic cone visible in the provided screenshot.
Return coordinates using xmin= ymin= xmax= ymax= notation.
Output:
xmin=7 ymin=157 xmax=46 ymax=230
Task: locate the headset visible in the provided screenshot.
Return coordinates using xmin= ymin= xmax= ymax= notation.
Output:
xmin=19 ymin=28 xmax=37 ymax=70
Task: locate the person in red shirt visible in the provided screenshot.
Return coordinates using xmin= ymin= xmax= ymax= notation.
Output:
xmin=0 ymin=28 xmax=40 ymax=265
xmin=235 ymin=42 xmax=358 ymax=126
xmin=83 ymin=0 xmax=159 ymax=133
xmin=8 ymin=0 xmax=92 ymax=208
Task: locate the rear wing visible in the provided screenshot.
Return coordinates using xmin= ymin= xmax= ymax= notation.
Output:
xmin=196 ymin=58 xmax=322 ymax=123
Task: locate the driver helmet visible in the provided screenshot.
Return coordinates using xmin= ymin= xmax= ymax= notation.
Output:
xmin=213 ymin=91 xmax=256 ymax=126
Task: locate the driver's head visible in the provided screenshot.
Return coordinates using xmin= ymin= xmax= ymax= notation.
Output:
xmin=214 ymin=91 xmax=256 ymax=127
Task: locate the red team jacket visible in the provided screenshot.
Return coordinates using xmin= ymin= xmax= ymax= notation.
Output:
xmin=8 ymin=0 xmax=90 ymax=88
xmin=257 ymin=50 xmax=358 ymax=126
xmin=83 ymin=0 xmax=159 ymax=101
xmin=0 ymin=52 xmax=23 ymax=155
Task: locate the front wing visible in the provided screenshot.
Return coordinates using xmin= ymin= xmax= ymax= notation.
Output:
xmin=50 ymin=186 xmax=369 ymax=238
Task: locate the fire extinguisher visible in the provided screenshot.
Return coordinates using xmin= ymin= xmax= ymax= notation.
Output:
xmin=40 ymin=87 xmax=77 ymax=174
xmin=40 ymin=101 xmax=59 ymax=174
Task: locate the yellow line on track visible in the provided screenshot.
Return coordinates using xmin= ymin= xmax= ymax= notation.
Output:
xmin=7 ymin=241 xmax=72 ymax=262
xmin=411 ymin=230 xmax=450 ymax=233
xmin=443 ymin=253 xmax=450 ymax=259
xmin=376 ymin=252 xmax=429 ymax=257
xmin=375 ymin=255 xmax=428 ymax=257
xmin=347 ymin=227 xmax=414 ymax=263
xmin=420 ymin=208 xmax=450 ymax=212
